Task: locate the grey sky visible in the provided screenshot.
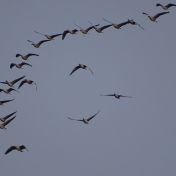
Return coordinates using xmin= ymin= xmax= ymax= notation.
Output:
xmin=0 ymin=0 xmax=176 ymax=176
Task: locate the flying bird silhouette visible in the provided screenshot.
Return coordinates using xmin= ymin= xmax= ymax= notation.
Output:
xmin=16 ymin=53 xmax=39 ymax=60
xmin=27 ymin=39 xmax=51 ymax=48
xmin=0 ymin=87 xmax=19 ymax=94
xmin=34 ymin=30 xmax=62 ymax=40
xmin=67 ymin=110 xmax=100 ymax=124
xmin=0 ymin=116 xmax=16 ymax=129
xmin=18 ymin=79 xmax=37 ymax=91
xmin=5 ymin=145 xmax=28 ymax=155
xmin=62 ymin=29 xmax=78 ymax=40
xmin=0 ymin=99 xmax=14 ymax=105
xmin=101 ymin=93 xmax=132 ymax=99
xmin=70 ymin=64 xmax=94 ymax=75
xmin=0 ymin=111 xmax=17 ymax=122
xmin=142 ymin=11 xmax=169 ymax=22
xmin=10 ymin=62 xmax=32 ymax=69
xmin=75 ymin=24 xmax=100 ymax=34
xmin=156 ymin=3 xmax=176 ymax=10
xmin=0 ymin=75 xmax=25 ymax=87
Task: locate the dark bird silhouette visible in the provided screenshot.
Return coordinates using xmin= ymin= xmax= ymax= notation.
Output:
xmin=70 ymin=64 xmax=94 ymax=75
xmin=0 ymin=75 xmax=25 ymax=87
xmin=62 ymin=29 xmax=78 ymax=40
xmin=101 ymin=93 xmax=132 ymax=99
xmin=34 ymin=30 xmax=62 ymax=40
xmin=10 ymin=62 xmax=32 ymax=69
xmin=0 ymin=88 xmax=19 ymax=94
xmin=5 ymin=145 xmax=28 ymax=155
xmin=27 ymin=39 xmax=51 ymax=48
xmin=0 ymin=111 xmax=17 ymax=122
xmin=0 ymin=116 xmax=16 ymax=129
xmin=103 ymin=18 xmax=144 ymax=30
xmin=142 ymin=11 xmax=169 ymax=22
xmin=88 ymin=21 xmax=112 ymax=33
xmin=67 ymin=110 xmax=100 ymax=124
xmin=16 ymin=53 xmax=39 ymax=60
xmin=18 ymin=79 xmax=37 ymax=91
xmin=0 ymin=99 xmax=14 ymax=105
xmin=75 ymin=24 xmax=100 ymax=34
xmin=156 ymin=3 xmax=176 ymax=10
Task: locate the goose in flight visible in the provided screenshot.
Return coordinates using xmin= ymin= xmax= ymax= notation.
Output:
xmin=0 ymin=75 xmax=25 ymax=87
xmin=0 ymin=99 xmax=14 ymax=105
xmin=16 ymin=53 xmax=39 ymax=60
xmin=27 ymin=39 xmax=51 ymax=48
xmin=67 ymin=110 xmax=100 ymax=124
xmin=70 ymin=64 xmax=94 ymax=75
xmin=62 ymin=29 xmax=78 ymax=40
xmin=10 ymin=62 xmax=32 ymax=69
xmin=101 ymin=93 xmax=132 ymax=99
xmin=0 ymin=111 xmax=17 ymax=122
xmin=103 ymin=18 xmax=144 ymax=30
xmin=18 ymin=79 xmax=37 ymax=91
xmin=75 ymin=23 xmax=100 ymax=34
xmin=142 ymin=11 xmax=169 ymax=22
xmin=5 ymin=145 xmax=28 ymax=155
xmin=0 ymin=88 xmax=19 ymax=94
xmin=156 ymin=3 xmax=176 ymax=10
xmin=34 ymin=30 xmax=62 ymax=40
xmin=0 ymin=116 xmax=16 ymax=129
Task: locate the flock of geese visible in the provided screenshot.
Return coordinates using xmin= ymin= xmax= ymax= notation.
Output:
xmin=0 ymin=2 xmax=175 ymax=155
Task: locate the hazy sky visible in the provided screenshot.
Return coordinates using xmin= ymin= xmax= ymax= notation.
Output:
xmin=0 ymin=0 xmax=176 ymax=176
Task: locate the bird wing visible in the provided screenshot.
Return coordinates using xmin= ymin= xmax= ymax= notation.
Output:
xmin=50 ymin=33 xmax=62 ymax=39
xmin=3 ymin=116 xmax=16 ymax=127
xmin=37 ymin=39 xmax=51 ymax=47
xmin=10 ymin=63 xmax=16 ymax=69
xmin=0 ymin=99 xmax=14 ymax=104
xmin=99 ymin=24 xmax=112 ymax=31
xmin=7 ymin=88 xmax=18 ymax=93
xmin=0 ymin=88 xmax=4 ymax=92
xmin=20 ymin=62 xmax=32 ymax=67
xmin=120 ymin=95 xmax=132 ymax=98
xmin=101 ymin=94 xmax=115 ymax=96
xmin=16 ymin=54 xmax=22 ymax=58
xmin=18 ymin=80 xmax=26 ymax=89
xmin=166 ymin=3 xmax=176 ymax=8
xmin=67 ymin=117 xmax=83 ymax=122
xmin=26 ymin=53 xmax=39 ymax=58
xmin=1 ymin=111 xmax=17 ymax=122
xmin=69 ymin=65 xmax=81 ymax=75
xmin=85 ymin=24 xmax=100 ymax=33
xmin=11 ymin=75 xmax=25 ymax=85
xmin=116 ymin=21 xmax=129 ymax=28
xmin=87 ymin=110 xmax=100 ymax=121
xmin=62 ymin=30 xmax=69 ymax=40
xmin=154 ymin=11 xmax=169 ymax=19
xmin=5 ymin=146 xmax=17 ymax=155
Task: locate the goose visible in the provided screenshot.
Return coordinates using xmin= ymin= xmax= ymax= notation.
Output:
xmin=16 ymin=53 xmax=39 ymax=60
xmin=0 ymin=88 xmax=19 ymax=94
xmin=0 ymin=111 xmax=17 ymax=122
xmin=18 ymin=79 xmax=37 ymax=91
xmin=0 ymin=99 xmax=14 ymax=105
xmin=10 ymin=62 xmax=32 ymax=69
xmin=0 ymin=116 xmax=16 ymax=129
xmin=62 ymin=29 xmax=78 ymax=40
xmin=27 ymin=39 xmax=51 ymax=48
xmin=5 ymin=145 xmax=28 ymax=155
xmin=101 ymin=93 xmax=132 ymax=99
xmin=70 ymin=64 xmax=94 ymax=75
xmin=75 ymin=23 xmax=100 ymax=34
xmin=34 ymin=30 xmax=62 ymax=40
xmin=142 ymin=11 xmax=169 ymax=22
xmin=103 ymin=18 xmax=144 ymax=30
xmin=88 ymin=21 xmax=112 ymax=33
xmin=67 ymin=110 xmax=100 ymax=124
xmin=0 ymin=75 xmax=25 ymax=87
xmin=156 ymin=3 xmax=176 ymax=10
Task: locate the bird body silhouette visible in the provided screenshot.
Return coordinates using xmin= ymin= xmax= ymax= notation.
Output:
xmin=27 ymin=39 xmax=51 ymax=48
xmin=156 ymin=3 xmax=176 ymax=10
xmin=70 ymin=64 xmax=94 ymax=75
xmin=75 ymin=24 xmax=100 ymax=34
xmin=62 ymin=29 xmax=78 ymax=40
xmin=18 ymin=79 xmax=37 ymax=91
xmin=0 ymin=116 xmax=16 ymax=129
xmin=5 ymin=145 xmax=28 ymax=154
xmin=101 ymin=93 xmax=132 ymax=99
xmin=10 ymin=62 xmax=32 ymax=69
xmin=34 ymin=30 xmax=62 ymax=40
xmin=16 ymin=53 xmax=39 ymax=60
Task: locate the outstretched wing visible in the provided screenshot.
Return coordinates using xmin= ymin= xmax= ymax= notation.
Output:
xmin=25 ymin=53 xmax=39 ymax=58
xmin=50 ymin=33 xmax=62 ymax=39
xmin=101 ymin=94 xmax=115 ymax=97
xmin=3 ymin=116 xmax=16 ymax=127
xmin=18 ymin=80 xmax=26 ymax=89
xmin=1 ymin=111 xmax=17 ymax=122
xmin=62 ymin=30 xmax=70 ymax=40
xmin=0 ymin=99 xmax=14 ymax=104
xmin=85 ymin=24 xmax=100 ymax=33
xmin=166 ymin=3 xmax=176 ymax=8
xmin=5 ymin=146 xmax=17 ymax=155
xmin=154 ymin=11 xmax=169 ymax=19
xmin=11 ymin=75 xmax=25 ymax=85
xmin=87 ymin=110 xmax=100 ymax=121
xmin=69 ymin=65 xmax=81 ymax=75
xmin=67 ymin=117 xmax=83 ymax=122
xmin=20 ymin=62 xmax=32 ymax=67
xmin=37 ymin=39 xmax=51 ymax=47
xmin=99 ymin=24 xmax=112 ymax=31
xmin=10 ymin=63 xmax=16 ymax=69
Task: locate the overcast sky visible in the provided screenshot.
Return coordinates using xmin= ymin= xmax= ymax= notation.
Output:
xmin=0 ymin=0 xmax=176 ymax=176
